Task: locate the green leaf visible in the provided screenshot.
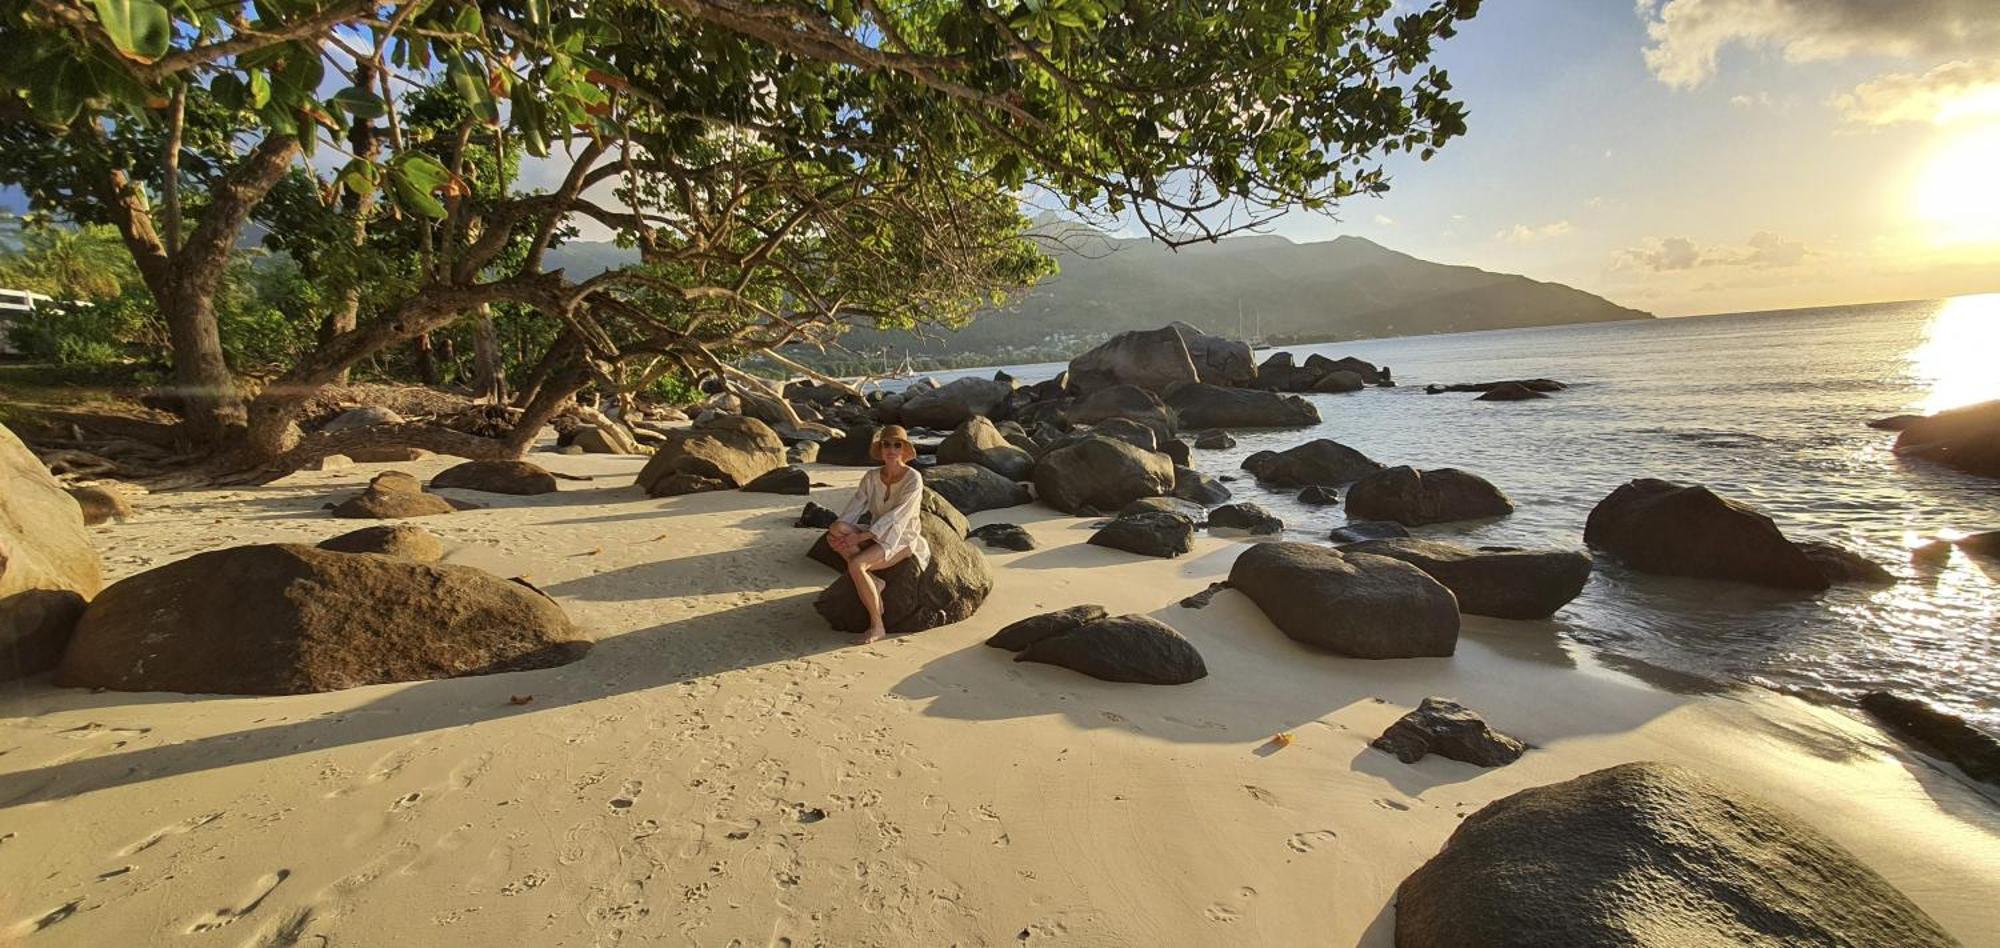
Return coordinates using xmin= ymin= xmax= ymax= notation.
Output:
xmin=247 ymin=70 xmax=271 ymax=108
xmin=392 ymin=173 xmax=447 ymax=218
xmin=210 ymin=72 xmax=246 ymax=110
xmin=330 ymin=85 xmax=385 ymax=119
xmin=453 ymin=4 xmax=483 ymax=35
xmin=90 ymin=0 xmax=172 ymax=62
xmin=394 ymin=152 xmax=452 ymax=192
xmin=523 ymin=0 xmax=549 ymax=26
xmin=29 ymin=56 xmax=95 ymax=124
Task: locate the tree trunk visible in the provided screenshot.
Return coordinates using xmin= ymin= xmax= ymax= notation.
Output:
xmin=323 ymin=65 xmax=382 ymax=386
xmin=162 ymin=260 xmax=244 ymax=442
xmin=512 ymin=331 xmax=579 ymax=410
xmin=503 ymin=363 xmax=590 ymax=457
xmin=471 ymin=306 xmax=505 ymax=402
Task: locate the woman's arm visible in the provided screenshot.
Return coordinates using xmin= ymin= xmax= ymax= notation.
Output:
xmin=835 ymin=471 xmax=875 ymax=527
xmin=868 ymin=471 xmax=925 ymax=555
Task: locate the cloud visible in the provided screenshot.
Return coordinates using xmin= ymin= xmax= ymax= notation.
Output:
xmin=1637 ymin=0 xmax=2000 ymax=88
xmin=1614 ymin=232 xmax=1812 ymax=271
xmin=1496 ymin=220 xmax=1574 ymax=243
xmin=1372 ymin=214 xmax=1395 ymax=226
xmin=1728 ymin=91 xmax=1776 ymax=109
xmin=1833 ymin=59 xmax=2000 ymax=125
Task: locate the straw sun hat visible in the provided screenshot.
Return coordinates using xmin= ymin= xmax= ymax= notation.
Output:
xmin=869 ymin=425 xmax=916 ymax=462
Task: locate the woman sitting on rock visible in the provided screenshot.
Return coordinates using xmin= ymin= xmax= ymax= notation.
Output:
xmin=828 ymin=425 xmax=932 ymax=643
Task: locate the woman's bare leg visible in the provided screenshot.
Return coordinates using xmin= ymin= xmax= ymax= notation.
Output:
xmin=847 ymin=547 xmax=911 ymax=643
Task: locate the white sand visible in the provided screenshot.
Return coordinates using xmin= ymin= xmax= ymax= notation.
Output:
xmin=2 ymin=453 xmax=1996 ymax=946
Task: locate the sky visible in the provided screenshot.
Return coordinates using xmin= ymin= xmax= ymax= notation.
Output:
xmin=1252 ymin=0 xmax=2000 ymax=317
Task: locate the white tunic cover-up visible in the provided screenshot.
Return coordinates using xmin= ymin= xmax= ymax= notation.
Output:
xmin=836 ymin=468 xmax=932 ymax=572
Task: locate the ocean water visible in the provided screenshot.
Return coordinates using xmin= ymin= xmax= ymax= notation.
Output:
xmin=919 ymin=295 xmax=2000 ymax=728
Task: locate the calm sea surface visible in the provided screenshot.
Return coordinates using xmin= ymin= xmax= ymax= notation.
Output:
xmin=919 ymin=296 xmax=2000 ymax=728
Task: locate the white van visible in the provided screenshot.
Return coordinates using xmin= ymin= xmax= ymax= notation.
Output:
xmin=0 ymin=287 xmax=54 ymax=356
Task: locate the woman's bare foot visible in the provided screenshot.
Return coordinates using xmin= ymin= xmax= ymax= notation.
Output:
xmin=859 ymin=627 xmax=887 ymax=644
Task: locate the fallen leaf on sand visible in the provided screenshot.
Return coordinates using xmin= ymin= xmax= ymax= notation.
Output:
xmin=577 ymin=548 xmax=601 ymax=556
xmin=651 ymin=533 xmax=670 ymax=542
xmin=508 ymin=695 xmax=534 ymax=706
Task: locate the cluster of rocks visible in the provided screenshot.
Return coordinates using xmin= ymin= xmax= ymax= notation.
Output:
xmin=1585 ymin=478 xmax=1890 ymax=590
xmin=1249 ymin=351 xmax=1393 ymax=393
xmin=986 ymin=604 xmax=1206 ymax=685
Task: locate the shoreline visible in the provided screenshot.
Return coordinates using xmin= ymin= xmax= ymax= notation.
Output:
xmin=3 ymin=453 xmax=1995 ymax=945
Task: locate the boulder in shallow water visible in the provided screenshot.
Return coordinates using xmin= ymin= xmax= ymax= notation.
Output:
xmin=1067 ymin=326 xmax=1201 ymax=395
xmin=1866 ymin=414 xmax=1923 ymax=431
xmin=1426 ymin=378 xmax=1567 ymax=395
xmin=1475 ymin=382 xmax=1549 ymax=401
xmin=1312 ymin=370 xmax=1365 ymax=393
xmin=1394 ymin=761 xmax=1957 ymax=948
xmin=1032 ymin=434 xmax=1176 ymax=515
xmin=316 ymin=524 xmax=444 ymax=561
xmin=1859 ymin=691 xmax=2000 ymax=785
xmin=1958 ymin=530 xmax=2000 ymax=557
xmin=1297 ymin=485 xmax=1339 ymax=506
xmin=811 ymin=502 xmax=992 ymax=635
xmin=1346 ymin=539 xmax=1592 ymax=620
xmin=1207 ymin=502 xmax=1283 ymax=535
xmin=332 ymin=471 xmax=456 ymax=519
xmin=1172 ymin=466 xmax=1233 ymax=506
xmin=1089 ymin=511 xmax=1196 ymax=558
xmin=968 ymin=523 xmax=1035 ymax=552
xmin=431 ymin=460 xmax=559 ymax=496
xmin=1193 ymin=430 xmax=1236 ymax=450
xmin=741 ymin=466 xmax=811 ymax=495
xmin=57 ymin=544 xmax=586 ymax=695
xmin=986 ymin=604 xmax=1108 ymax=651
xmin=1163 ymin=383 xmax=1319 ymax=429
xmin=1248 ymin=439 xmax=1384 ymax=487
xmin=636 ymin=415 xmax=786 ymax=495
xmin=1893 ymin=398 xmax=2000 ymax=478
xmin=1015 ymin=614 xmax=1208 ymax=685
xmin=1328 ymin=521 xmax=1411 ymax=545
xmin=1372 ymin=696 xmax=1525 ymax=766
xmin=1228 ymin=542 xmax=1458 ymax=658
xmin=924 ymin=463 xmax=1031 ymax=514
xmin=1169 ymin=322 xmax=1256 ymax=388
xmin=1584 ymin=478 xmax=1828 ymax=590
xmin=1797 ymin=540 xmax=1895 ymax=585
xmin=1346 ymin=466 xmax=1514 ymax=526
xmin=1 ymin=423 xmax=104 ymax=681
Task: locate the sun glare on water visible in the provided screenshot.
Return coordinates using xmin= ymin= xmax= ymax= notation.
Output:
xmin=1907 ymin=293 xmax=2000 ymax=414
xmin=1913 ymin=124 xmax=2000 ymax=246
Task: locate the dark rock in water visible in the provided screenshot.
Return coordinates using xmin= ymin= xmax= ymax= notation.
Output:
xmin=1161 ymin=438 xmax=1192 ymax=468
xmin=317 ymin=524 xmax=444 ymax=561
xmin=812 ymin=502 xmax=991 ymax=635
xmin=1347 ymin=539 xmax=1591 ymax=620
xmin=1797 ymin=540 xmax=1895 ymax=585
xmin=1179 ymin=580 xmax=1232 ymax=609
xmin=1251 ymin=351 xmax=1326 ymax=392
xmin=924 ymin=463 xmax=1031 ymax=514
xmin=796 ymin=502 xmax=839 ymax=529
xmin=1958 ymin=530 xmax=2000 ymax=557
xmin=1311 ymin=370 xmax=1365 ymax=393
xmin=1372 ymin=697 xmax=1525 ymax=766
xmin=1328 ymin=521 xmax=1411 ymax=545
xmin=1425 ymin=378 xmax=1567 ymax=395
xmin=1015 ymin=614 xmax=1208 ymax=685
xmin=1229 ymin=542 xmax=1458 ymax=658
xmin=1089 ymin=511 xmax=1196 ymax=558
xmin=1866 ymin=414 xmax=1923 ymax=431
xmin=1346 ymin=466 xmax=1513 ymax=526
xmin=655 ymin=472 xmax=730 ymax=495
xmin=1894 ymin=398 xmax=2000 ymax=478
xmin=333 ymin=471 xmax=456 ymax=519
xmin=1308 ymin=354 xmax=1386 ymax=385
xmin=1172 ymin=466 xmax=1233 ymax=506
xmin=1859 ymin=692 xmax=2000 ymax=785
xmin=56 ymin=544 xmax=587 ymax=695
xmin=1911 ymin=540 xmax=1954 ymax=565
xmin=637 ymin=415 xmax=786 ymax=494
xmin=1032 ymin=434 xmax=1176 ymax=514
xmin=1164 ymin=382 xmax=1319 ymax=429
xmin=986 ymin=604 xmax=1109 ymax=651
xmin=1394 ymin=761 xmax=1958 ymax=948
xmin=741 ymin=466 xmax=811 ymax=495
xmin=2 ymin=422 xmax=102 ymax=682
xmin=1067 ymin=326 xmax=1201 ymax=395
xmin=899 ymin=377 xmax=1015 ymax=428
xmin=1249 ymin=439 xmax=1384 ymax=487
xmin=1296 ymin=485 xmax=1339 ymax=506
xmin=1193 ymin=430 xmax=1236 ymax=450
xmin=1065 ymin=384 xmax=1177 ymax=444
xmin=1119 ymin=496 xmax=1208 ymax=522
xmin=1207 ymin=502 xmax=1283 ymax=535
xmin=818 ymin=423 xmax=880 ymax=466
xmin=1474 ymin=382 xmax=1550 ymax=401
xmin=1585 ymin=478 xmax=1829 ymax=590
xmin=969 ymin=523 xmax=1035 ymax=552
xmin=1170 ymin=321 xmax=1256 ymax=388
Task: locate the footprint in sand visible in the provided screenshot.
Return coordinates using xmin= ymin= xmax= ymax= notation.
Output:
xmin=120 ymin=811 xmax=224 ymax=857
xmin=610 ymin=779 xmax=643 ymax=811
xmin=186 ymin=869 xmax=290 ymax=933
xmin=390 ymin=791 xmax=423 ymax=812
xmin=1203 ymin=904 xmax=1242 ymax=922
xmin=30 ymin=899 xmax=82 ymax=932
xmin=1374 ymin=798 xmax=1412 ymax=812
xmin=1242 ymin=785 xmax=1278 ymax=805
xmin=1286 ymin=830 xmax=1338 ymax=853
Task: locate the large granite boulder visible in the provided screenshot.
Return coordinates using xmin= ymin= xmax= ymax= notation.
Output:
xmin=811 ymin=500 xmax=993 ymax=635
xmin=1193 ymin=430 xmax=1236 ymax=449
xmin=1345 ymin=466 xmax=1514 ymax=526
xmin=1309 ymin=355 xmax=1385 ymax=385
xmin=1328 ymin=520 xmax=1411 ymax=545
xmin=1584 ymin=479 xmax=1828 ymax=590
xmin=1347 ymin=539 xmax=1591 ymax=620
xmin=1118 ymin=496 xmax=1208 ymax=521
xmin=1207 ymin=502 xmax=1283 ymax=535
xmin=1088 ymin=511 xmax=1196 ymax=558
xmin=56 ymin=544 xmax=586 ymax=695
xmin=1312 ymin=370 xmax=1366 ymax=393
xmin=1083 ymin=417 xmax=1160 ymax=453
xmin=636 ymin=415 xmax=786 ymax=495
xmin=1372 ymin=697 xmax=1525 ymax=766
xmin=66 ymin=485 xmax=133 ymax=525
xmin=1 ymin=423 xmax=105 ymax=681
xmin=1067 ymin=326 xmax=1200 ymax=395
xmin=1798 ymin=540 xmax=1895 ymax=585
xmin=968 ymin=523 xmax=1035 ymax=552
xmin=1032 ymin=435 xmax=1176 ymax=515
xmin=1859 ymin=692 xmax=2000 ymax=785
xmin=741 ymin=466 xmax=811 ymax=495
xmin=923 ymin=463 xmax=1031 ymax=514
xmin=332 ymin=471 xmax=457 ymax=519
xmin=1169 ymin=322 xmax=1255 ymax=387
xmin=1245 ymin=438 xmax=1384 ymax=487
xmin=937 ymin=416 xmax=1035 ymax=480
xmin=316 ymin=524 xmax=444 ymax=561
xmin=1228 ymin=542 xmax=1459 ymax=658
xmin=431 ymin=460 xmax=559 ymax=496
xmin=1394 ymin=761 xmax=1957 ymax=948
xmin=1251 ymin=351 xmax=1323 ymax=392
xmin=1172 ymin=466 xmax=1232 ymax=506
xmin=986 ymin=604 xmax=1108 ymax=651
xmin=1162 ymin=383 xmax=1319 ymax=429
xmin=1893 ymin=398 xmax=2000 ymax=478
xmin=1066 ymin=384 xmax=1177 ymax=441
xmin=899 ymin=377 xmax=1014 ymax=428
xmin=1013 ymin=613 xmax=1208 ymax=685
xmin=1476 ymin=382 xmax=1549 ymax=401
xmin=818 ymin=423 xmax=879 ymax=466
xmin=320 ymin=405 xmax=402 ymax=432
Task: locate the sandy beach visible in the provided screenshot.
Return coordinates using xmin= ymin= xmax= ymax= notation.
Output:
xmin=3 ymin=451 xmax=1996 ymax=947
